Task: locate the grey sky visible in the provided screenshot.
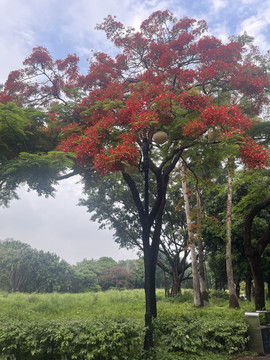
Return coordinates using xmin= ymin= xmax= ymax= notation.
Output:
xmin=0 ymin=177 xmax=138 ymax=264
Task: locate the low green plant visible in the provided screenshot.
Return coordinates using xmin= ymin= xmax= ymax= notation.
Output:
xmin=153 ymin=312 xmax=248 ymax=357
xmin=0 ymin=319 xmax=144 ymax=360
xmin=0 ymin=290 xmax=267 ymax=359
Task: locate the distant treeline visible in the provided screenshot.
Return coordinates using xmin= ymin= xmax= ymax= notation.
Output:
xmin=0 ymin=239 xmax=176 ymax=293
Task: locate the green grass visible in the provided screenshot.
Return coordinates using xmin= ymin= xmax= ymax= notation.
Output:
xmin=0 ymin=289 xmax=146 ymax=323
xmin=0 ymin=289 xmax=259 ymax=323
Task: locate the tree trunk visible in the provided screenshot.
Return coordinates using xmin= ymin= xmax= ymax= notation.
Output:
xmin=235 ymin=280 xmax=240 ymax=298
xmin=226 ymin=167 xmax=239 ymax=309
xmin=171 ymin=256 xmax=180 ymax=297
xmin=179 ymin=159 xmax=202 ymax=307
xmin=143 ymin=242 xmax=156 ymax=350
xmin=163 ymin=271 xmax=168 ymax=297
xmin=244 ymin=197 xmax=270 ymax=311
xmin=190 ymin=243 xmax=202 ymax=306
xmin=177 ymin=251 xmax=189 ymax=296
xmin=196 ymin=189 xmax=209 ymax=306
xmin=122 ymin=137 xmax=183 ymax=353
xmin=247 ymin=253 xmax=265 ymax=310
xmin=267 ymin=281 xmax=270 ymax=300
xmin=245 ymin=275 xmax=252 ymax=301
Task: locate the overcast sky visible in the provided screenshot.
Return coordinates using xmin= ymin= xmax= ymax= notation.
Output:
xmin=0 ymin=0 xmax=270 ymax=265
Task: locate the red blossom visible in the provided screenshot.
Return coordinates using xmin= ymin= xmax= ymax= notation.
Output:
xmin=177 ymin=91 xmax=212 ymax=111
xmin=0 ymin=92 xmax=13 ymax=104
xmin=23 ymin=46 xmax=53 ymax=67
xmin=240 ymin=138 xmax=269 ymax=169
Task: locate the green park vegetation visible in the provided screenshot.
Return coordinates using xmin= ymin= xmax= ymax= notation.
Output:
xmin=0 ymin=289 xmax=265 ymax=360
xmin=0 ymin=239 xmax=267 ymax=359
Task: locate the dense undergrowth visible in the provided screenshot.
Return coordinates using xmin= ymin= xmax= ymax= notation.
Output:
xmin=0 ymin=289 xmax=264 ymax=360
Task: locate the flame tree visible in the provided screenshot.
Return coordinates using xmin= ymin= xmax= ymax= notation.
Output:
xmin=2 ymin=10 xmax=269 ymax=351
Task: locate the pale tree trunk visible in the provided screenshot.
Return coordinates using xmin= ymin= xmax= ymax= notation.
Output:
xmin=226 ymin=166 xmax=240 ymax=308
xmin=196 ymin=189 xmax=209 ymax=306
xmin=179 ymin=159 xmax=203 ymax=307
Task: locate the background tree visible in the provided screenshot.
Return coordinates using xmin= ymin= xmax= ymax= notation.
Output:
xmin=99 ymin=266 xmax=135 ymax=290
xmin=0 ymin=239 xmax=80 ymax=293
xmin=80 ymin=172 xmax=191 ymax=297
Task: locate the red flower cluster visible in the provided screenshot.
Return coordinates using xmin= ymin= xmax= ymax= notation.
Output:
xmin=240 ymin=138 xmax=269 ymax=169
xmin=177 ymin=91 xmax=211 ymax=111
xmin=183 ymin=104 xmax=252 ymax=137
xmin=23 ymin=46 xmax=53 ymax=67
xmin=94 ymin=134 xmax=139 ymax=174
xmin=0 ymin=92 xmax=13 ymax=104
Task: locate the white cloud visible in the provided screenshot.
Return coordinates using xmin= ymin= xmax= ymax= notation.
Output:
xmin=59 ymin=0 xmax=175 ymax=55
xmin=209 ymin=23 xmax=230 ymax=43
xmin=240 ymin=0 xmax=260 ymax=4
xmin=237 ymin=5 xmax=270 ymax=52
xmin=210 ymin=0 xmax=228 ymax=12
xmin=0 ymin=0 xmax=63 ymax=82
xmin=0 ymin=1 xmax=35 ymax=82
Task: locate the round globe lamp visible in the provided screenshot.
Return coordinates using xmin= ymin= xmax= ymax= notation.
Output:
xmin=153 ymin=131 xmax=168 ymax=145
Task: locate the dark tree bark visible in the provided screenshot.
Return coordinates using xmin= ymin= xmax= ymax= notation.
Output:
xmin=170 ymin=255 xmax=180 ymax=297
xmin=123 ymin=137 xmax=183 ymax=352
xmin=169 ymin=251 xmax=190 ymax=297
xmin=236 ymin=280 xmax=240 ymax=298
xmin=245 ymin=275 xmax=252 ymax=301
xmin=244 ymin=197 xmax=270 ymax=310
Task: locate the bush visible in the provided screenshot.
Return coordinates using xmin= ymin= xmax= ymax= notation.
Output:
xmin=0 ymin=319 xmax=144 ymax=360
xmin=153 ymin=312 xmax=248 ymax=358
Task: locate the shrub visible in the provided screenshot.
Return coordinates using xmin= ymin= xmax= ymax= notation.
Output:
xmin=153 ymin=312 xmax=248 ymax=358
xmin=0 ymin=319 xmax=144 ymax=360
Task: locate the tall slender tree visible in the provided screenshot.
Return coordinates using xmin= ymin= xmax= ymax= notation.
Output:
xmin=179 ymin=158 xmax=203 ymax=306
xmin=226 ymin=160 xmax=240 ymax=308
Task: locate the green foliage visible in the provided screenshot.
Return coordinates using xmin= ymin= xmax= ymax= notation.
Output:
xmin=0 ymin=290 xmax=264 ymax=359
xmin=0 ymin=151 xmax=75 ymax=199
xmin=0 ymin=102 xmax=76 ymax=204
xmin=0 ymin=102 xmax=33 ymax=161
xmin=0 ymin=319 xmax=144 ymax=360
xmin=153 ymin=312 xmax=248 ymax=358
xmin=0 ymin=240 xmax=80 ymax=293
